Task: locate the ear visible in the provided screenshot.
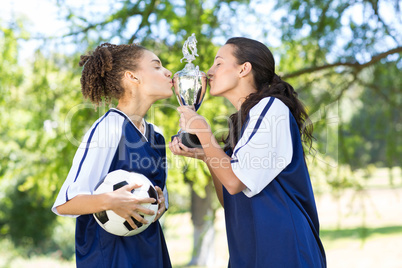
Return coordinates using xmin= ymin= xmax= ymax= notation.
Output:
xmin=239 ymin=62 xmax=252 ymax=78
xmin=124 ymin=71 xmax=140 ymax=84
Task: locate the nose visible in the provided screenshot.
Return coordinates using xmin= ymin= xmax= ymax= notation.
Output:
xmin=165 ymin=68 xmax=172 ymax=78
xmin=207 ymin=68 xmax=213 ymax=78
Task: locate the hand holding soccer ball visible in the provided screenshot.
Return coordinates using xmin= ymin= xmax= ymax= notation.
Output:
xmin=93 ymin=170 xmax=160 ymax=236
xmin=107 ymin=182 xmax=156 ymax=230
xmin=153 ymin=186 xmax=167 ymax=222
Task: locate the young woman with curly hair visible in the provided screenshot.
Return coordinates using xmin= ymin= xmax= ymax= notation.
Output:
xmin=169 ymin=37 xmax=326 ymax=268
xmin=52 ymin=43 xmax=173 ymax=267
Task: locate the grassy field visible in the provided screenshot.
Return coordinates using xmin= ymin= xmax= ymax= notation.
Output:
xmin=1 ymin=168 xmax=401 ymax=268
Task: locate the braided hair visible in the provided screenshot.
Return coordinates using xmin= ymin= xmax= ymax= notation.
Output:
xmin=79 ymin=43 xmax=147 ymax=105
xmin=223 ymin=37 xmax=314 ymax=155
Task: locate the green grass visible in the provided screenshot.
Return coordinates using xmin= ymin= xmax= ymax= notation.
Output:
xmin=321 ymin=225 xmax=402 ymax=241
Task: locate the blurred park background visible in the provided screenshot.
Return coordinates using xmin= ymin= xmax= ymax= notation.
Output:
xmin=0 ymin=0 xmax=401 ymax=267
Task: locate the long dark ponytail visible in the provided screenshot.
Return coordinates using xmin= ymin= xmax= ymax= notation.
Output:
xmin=223 ymin=37 xmax=314 ymax=155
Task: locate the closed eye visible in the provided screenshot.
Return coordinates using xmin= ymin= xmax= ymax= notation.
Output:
xmin=152 ymin=59 xmax=163 ymax=69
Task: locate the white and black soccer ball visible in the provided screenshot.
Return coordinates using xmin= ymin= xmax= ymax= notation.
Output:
xmin=93 ymin=169 xmax=158 ymax=236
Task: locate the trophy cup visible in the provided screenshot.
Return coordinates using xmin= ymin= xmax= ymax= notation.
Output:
xmin=171 ymin=33 xmax=207 ymax=148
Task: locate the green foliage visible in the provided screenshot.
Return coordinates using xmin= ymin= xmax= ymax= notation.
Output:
xmin=0 ymin=23 xmax=97 ymax=250
xmin=0 ymin=27 xmax=24 ymax=178
xmin=343 ymin=61 xmax=402 ymax=170
xmin=2 ymin=177 xmax=55 ymax=247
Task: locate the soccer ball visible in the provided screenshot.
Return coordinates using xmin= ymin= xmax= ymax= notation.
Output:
xmin=93 ymin=169 xmax=158 ymax=236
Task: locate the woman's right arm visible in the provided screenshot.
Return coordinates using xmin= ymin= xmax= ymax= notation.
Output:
xmin=207 ymin=165 xmax=224 ymax=207
xmin=56 ymin=193 xmax=111 ymax=215
xmin=56 ymin=183 xmax=156 ymax=229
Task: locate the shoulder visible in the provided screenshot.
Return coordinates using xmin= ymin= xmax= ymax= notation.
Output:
xmin=81 ymin=110 xmax=125 ymax=147
xmin=147 ymin=122 xmax=166 ymax=147
xmin=148 ymin=122 xmax=165 ymax=138
xmin=94 ymin=110 xmax=125 ymax=134
xmin=249 ymin=97 xmax=290 ymax=118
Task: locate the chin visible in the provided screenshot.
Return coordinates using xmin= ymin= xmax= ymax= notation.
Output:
xmin=209 ymin=89 xmax=221 ymax=97
xmin=154 ymin=92 xmax=173 ymax=101
xmin=209 ymin=87 xmax=216 ymax=96
xmin=164 ymin=90 xmax=173 ymax=99
xmin=209 ymin=85 xmax=225 ymax=97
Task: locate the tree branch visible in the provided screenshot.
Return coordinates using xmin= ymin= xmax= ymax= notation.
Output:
xmin=58 ymin=2 xmax=144 ymax=39
xmin=128 ymin=0 xmax=157 ymax=43
xmin=62 ymin=23 xmax=107 ymax=37
xmin=282 ymin=46 xmax=402 ymax=79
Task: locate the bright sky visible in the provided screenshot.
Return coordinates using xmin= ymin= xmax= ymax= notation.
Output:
xmin=1 ymin=0 xmax=122 ymax=61
xmin=1 ymin=0 xmax=69 ymax=61
xmin=1 ymin=0 xmax=400 ymax=64
xmin=0 ymin=0 xmax=277 ymax=53
xmin=1 ymin=0 xmax=65 ymax=35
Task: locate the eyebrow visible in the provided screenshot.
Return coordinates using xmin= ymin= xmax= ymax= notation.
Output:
xmin=215 ymin=56 xmax=223 ymax=60
xmin=151 ymin=59 xmax=162 ymax=64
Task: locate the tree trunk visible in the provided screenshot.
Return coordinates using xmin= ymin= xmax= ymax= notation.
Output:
xmin=188 ymin=182 xmax=216 ymax=266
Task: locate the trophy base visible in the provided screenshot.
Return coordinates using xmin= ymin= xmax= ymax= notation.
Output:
xmin=171 ymin=132 xmax=202 ymax=148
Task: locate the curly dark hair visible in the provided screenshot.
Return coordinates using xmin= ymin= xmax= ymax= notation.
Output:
xmin=79 ymin=43 xmax=147 ymax=105
xmin=223 ymin=37 xmax=314 ymax=155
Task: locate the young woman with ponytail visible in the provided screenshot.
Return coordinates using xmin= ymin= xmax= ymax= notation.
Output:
xmin=169 ymin=37 xmax=326 ymax=267
xmin=53 ymin=43 xmax=173 ymax=267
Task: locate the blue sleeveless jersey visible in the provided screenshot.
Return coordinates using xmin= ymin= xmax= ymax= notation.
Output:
xmin=52 ymin=108 xmax=171 ymax=268
xmin=224 ymin=97 xmax=326 ymax=268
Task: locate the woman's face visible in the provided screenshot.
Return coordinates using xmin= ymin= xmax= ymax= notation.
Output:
xmin=136 ymin=50 xmax=173 ymax=100
xmin=207 ymin=44 xmax=242 ymax=97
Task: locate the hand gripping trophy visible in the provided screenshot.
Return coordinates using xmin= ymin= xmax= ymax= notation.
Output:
xmin=171 ymin=33 xmax=207 ymax=148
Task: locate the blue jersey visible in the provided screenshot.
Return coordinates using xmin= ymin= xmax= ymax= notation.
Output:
xmin=52 ymin=108 xmax=171 ymax=268
xmin=224 ymin=97 xmax=326 ymax=268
